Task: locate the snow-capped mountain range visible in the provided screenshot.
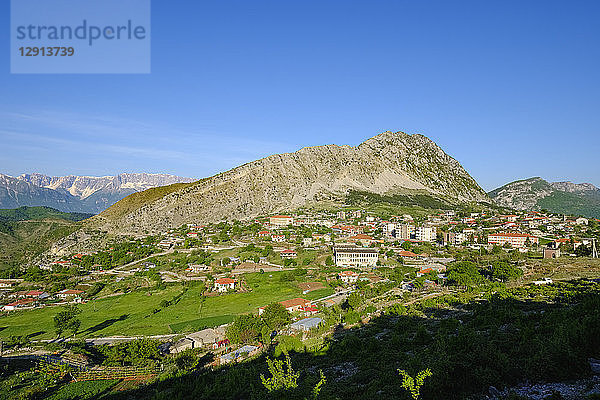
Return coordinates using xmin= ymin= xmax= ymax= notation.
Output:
xmin=0 ymin=173 xmax=195 ymax=214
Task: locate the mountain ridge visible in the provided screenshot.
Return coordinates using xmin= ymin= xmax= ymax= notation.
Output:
xmin=488 ymin=177 xmax=600 ymax=218
xmin=0 ymin=172 xmax=195 ymax=214
xmin=87 ymin=131 xmax=488 ymax=235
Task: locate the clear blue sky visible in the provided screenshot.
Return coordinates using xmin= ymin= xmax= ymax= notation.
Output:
xmin=1 ymin=0 xmax=599 ymax=191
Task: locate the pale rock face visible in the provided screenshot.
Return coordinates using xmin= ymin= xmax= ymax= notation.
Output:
xmin=89 ymin=131 xmax=488 ymax=235
xmin=550 ymin=181 xmax=598 ymax=193
xmin=489 ymin=177 xmax=600 ymax=213
xmin=488 ymin=177 xmax=554 ymax=210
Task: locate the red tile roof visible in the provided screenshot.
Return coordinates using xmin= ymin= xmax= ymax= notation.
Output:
xmin=6 ymin=298 xmax=36 ymax=307
xmin=489 ymin=233 xmax=537 ymax=238
xmin=58 ymin=289 xmax=84 ymax=295
xmin=215 ymin=278 xmax=236 ymax=285
xmin=280 ymin=298 xmax=310 ymax=309
xmin=397 ymin=250 xmax=418 ymax=257
xmin=349 ymin=234 xmax=373 ymax=240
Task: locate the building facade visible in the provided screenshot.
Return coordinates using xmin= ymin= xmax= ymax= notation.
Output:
xmin=333 ymin=245 xmax=378 ymax=268
xmin=488 ymin=233 xmax=539 ymax=248
xmin=270 ymin=215 xmax=294 ymax=226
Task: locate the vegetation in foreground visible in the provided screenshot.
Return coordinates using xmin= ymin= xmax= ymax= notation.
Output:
xmin=1 ymin=279 xmax=599 ymax=400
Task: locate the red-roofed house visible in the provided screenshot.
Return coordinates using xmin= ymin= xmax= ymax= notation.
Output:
xmin=258 ymin=297 xmax=313 ymax=315
xmin=280 ymin=298 xmax=311 ymax=312
xmin=258 ymin=231 xmax=271 ymax=237
xmin=24 ymin=290 xmax=49 ymax=299
xmin=271 ymin=234 xmax=286 ymax=243
xmin=417 ymin=268 xmax=433 ymax=277
xmin=55 ymin=289 xmax=84 ymax=299
xmin=338 ymin=270 xmax=359 ymax=284
xmin=348 ymin=234 xmax=375 ymax=246
xmin=280 ymin=249 xmax=297 ymax=259
xmin=3 ymin=298 xmax=37 ymax=311
xmin=270 ymin=215 xmax=294 ymax=226
xmin=214 ymin=278 xmax=236 ymax=292
xmin=396 ymin=250 xmax=419 ymax=258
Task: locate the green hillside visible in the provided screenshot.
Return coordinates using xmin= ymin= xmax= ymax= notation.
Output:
xmin=96 ymin=181 xmax=199 ymax=222
xmin=537 ymin=190 xmax=600 ymax=218
xmin=0 ymin=206 xmax=93 ymax=222
xmin=0 ymin=207 xmax=88 ymax=271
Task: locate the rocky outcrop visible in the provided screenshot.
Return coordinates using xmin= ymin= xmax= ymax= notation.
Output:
xmin=489 ymin=177 xmax=600 ymax=218
xmin=89 ymin=131 xmax=488 ymax=235
xmin=488 ymin=177 xmax=554 ymax=210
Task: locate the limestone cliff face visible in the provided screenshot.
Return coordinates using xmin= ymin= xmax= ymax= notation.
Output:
xmin=488 ymin=177 xmax=554 ymax=210
xmin=89 ymin=131 xmax=488 ymax=234
xmin=488 ymin=177 xmax=600 ymax=218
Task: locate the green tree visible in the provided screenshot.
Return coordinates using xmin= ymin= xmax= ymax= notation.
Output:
xmin=325 ymin=255 xmax=334 ymax=266
xmin=446 ymin=261 xmax=483 ymax=287
xmin=261 ymin=302 xmax=291 ymax=330
xmin=226 ymin=314 xmax=264 ymax=344
xmin=260 ymin=354 xmax=299 ymax=392
xmin=346 ymin=292 xmax=363 ymax=310
xmin=575 ymin=244 xmax=592 ymax=257
xmin=490 ymin=261 xmax=523 ymax=282
xmin=398 ymin=368 xmax=432 ymax=400
xmin=312 ymin=370 xmax=327 ymax=399
xmin=53 ymin=305 xmax=81 ymax=338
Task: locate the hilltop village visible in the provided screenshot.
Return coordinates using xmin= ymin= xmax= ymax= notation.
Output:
xmin=1 ymin=206 xmax=599 ymax=398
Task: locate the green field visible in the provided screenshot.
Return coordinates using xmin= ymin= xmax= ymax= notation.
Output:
xmin=0 ymin=271 xmax=334 ymax=339
xmin=45 ymin=379 xmax=119 ymax=400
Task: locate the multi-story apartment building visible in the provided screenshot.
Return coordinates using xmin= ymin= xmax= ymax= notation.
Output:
xmin=269 ymin=215 xmax=294 ymax=226
xmin=443 ymin=231 xmax=467 ymax=246
xmin=333 ymin=245 xmax=378 ymax=268
xmin=415 ymin=226 xmax=437 ymax=242
xmin=488 ymin=232 xmax=539 ymax=248
xmin=383 ymin=223 xmax=414 ymax=240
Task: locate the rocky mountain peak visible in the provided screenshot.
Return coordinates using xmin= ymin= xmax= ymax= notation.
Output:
xmin=89 ymin=131 xmax=488 ymax=235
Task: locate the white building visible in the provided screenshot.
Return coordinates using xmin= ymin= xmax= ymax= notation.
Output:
xmin=271 ymin=234 xmax=286 ymax=242
xmin=415 ymin=226 xmax=437 ymax=242
xmin=333 ymin=246 xmax=378 ymax=268
xmin=576 ymin=217 xmax=589 ymax=226
xmin=488 ymin=233 xmax=539 ymax=248
xmin=338 ymin=270 xmax=359 ymax=284
xmin=187 ymin=264 xmax=210 ymax=273
xmin=383 ymin=223 xmax=414 ymax=240
xmin=270 ymin=215 xmax=294 ymax=226
xmin=214 ymin=278 xmax=236 ymax=292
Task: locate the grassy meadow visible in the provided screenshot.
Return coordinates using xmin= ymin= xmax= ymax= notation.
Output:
xmin=0 ymin=271 xmax=333 ymax=340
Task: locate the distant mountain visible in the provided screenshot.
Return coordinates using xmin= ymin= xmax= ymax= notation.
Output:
xmin=88 ymin=131 xmax=489 ymax=235
xmin=488 ymin=177 xmax=600 ymax=218
xmin=0 ymin=173 xmax=195 ymax=214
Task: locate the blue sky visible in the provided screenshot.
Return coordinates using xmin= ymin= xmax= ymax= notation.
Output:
xmin=1 ymin=0 xmax=599 ymax=191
